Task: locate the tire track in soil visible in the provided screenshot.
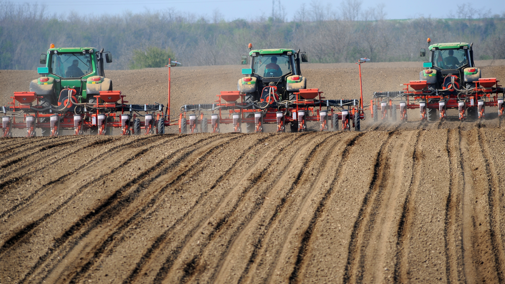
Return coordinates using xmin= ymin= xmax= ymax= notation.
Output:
xmin=0 ymin=136 xmax=81 ymax=168
xmin=361 ymin=130 xmax=419 ymax=283
xmin=118 ymin=134 xmax=293 ymax=284
xmin=0 ymin=137 xmax=116 ymax=197
xmin=19 ymin=134 xmax=232 ymax=283
xmin=0 ymin=136 xmax=157 ymax=220
xmin=393 ymin=130 xmax=424 ymax=283
xmin=285 ymin=132 xmax=363 ymax=284
xmin=342 ymin=129 xmax=402 ymax=284
xmin=31 ymin=134 xmax=244 ymax=283
xmin=476 ymin=128 xmax=505 ymax=282
xmin=72 ymin=133 xmax=284 ymax=284
xmin=208 ymin=132 xmax=352 ymax=284
xmin=147 ymin=133 xmax=319 ymax=284
xmin=0 ymin=136 xmax=84 ymax=175
xmin=0 ymin=137 xmax=52 ymax=155
xmin=0 ymin=137 xmax=118 ymax=204
xmin=443 ymin=129 xmax=466 ymax=283
xmin=0 ymin=135 xmax=174 ymax=258
xmin=458 ymin=129 xmax=502 ymax=283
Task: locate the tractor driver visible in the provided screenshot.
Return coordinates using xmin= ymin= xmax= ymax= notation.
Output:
xmin=66 ymin=60 xmax=84 ymax=78
xmin=265 ymin=56 xmax=282 ymax=77
xmin=444 ymin=50 xmax=460 ymax=68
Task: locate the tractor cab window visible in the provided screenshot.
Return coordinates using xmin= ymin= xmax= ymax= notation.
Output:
xmin=433 ymin=49 xmax=468 ymax=69
xmin=253 ymin=54 xmax=291 ymax=78
xmin=50 ymin=53 xmax=93 ymax=78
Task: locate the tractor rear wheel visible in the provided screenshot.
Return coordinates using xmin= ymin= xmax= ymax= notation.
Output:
xmin=157 ymin=117 xmax=165 ymax=134
xmin=201 ymin=117 xmax=208 ymax=133
xmin=39 ymin=98 xmax=51 ymax=136
xmin=180 ymin=118 xmax=187 ymax=134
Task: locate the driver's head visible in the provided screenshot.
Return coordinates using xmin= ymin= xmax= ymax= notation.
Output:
xmin=72 ymin=60 xmax=79 ymax=66
xmin=271 ymin=56 xmax=277 ymax=63
xmin=448 ymin=50 xmax=454 ymax=56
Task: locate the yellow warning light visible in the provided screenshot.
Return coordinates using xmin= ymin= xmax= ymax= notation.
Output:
xmin=248 ymin=43 xmax=253 ymax=50
xmin=427 ymin=38 xmax=431 ymax=43
xmin=50 ymin=43 xmax=55 ymax=48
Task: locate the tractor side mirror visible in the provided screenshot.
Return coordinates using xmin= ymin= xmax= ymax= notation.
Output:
xmin=301 ymin=53 xmax=308 ymax=62
xmin=40 ymin=53 xmax=47 ymax=65
xmin=240 ymin=55 xmax=248 ymax=65
xmin=105 ymin=52 xmax=113 ymax=63
xmin=420 ymin=48 xmax=426 ymax=57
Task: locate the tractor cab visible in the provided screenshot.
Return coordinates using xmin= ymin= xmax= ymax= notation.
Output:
xmin=238 ymin=47 xmax=308 ymax=102
xmin=420 ymin=41 xmax=479 ymax=89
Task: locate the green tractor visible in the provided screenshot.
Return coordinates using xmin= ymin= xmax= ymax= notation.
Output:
xmin=33 ymin=44 xmax=113 ymax=135
xmin=419 ymin=40 xmax=480 ymax=90
xmin=372 ymin=38 xmax=504 ymax=122
xmin=238 ymin=45 xmax=308 ymax=104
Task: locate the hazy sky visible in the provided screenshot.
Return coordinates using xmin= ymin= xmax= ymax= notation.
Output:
xmin=18 ymin=0 xmax=505 ymax=20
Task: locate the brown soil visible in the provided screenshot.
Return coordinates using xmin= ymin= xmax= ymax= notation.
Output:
xmin=1 ymin=60 xmax=505 ymax=283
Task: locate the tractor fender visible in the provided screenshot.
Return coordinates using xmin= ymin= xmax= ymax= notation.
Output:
xmin=29 ymin=77 xmax=55 ymax=97
xmin=286 ymin=75 xmax=306 ymax=92
xmin=86 ymin=77 xmax=112 ymax=96
xmin=419 ymin=69 xmax=437 ymax=85
xmin=237 ymin=77 xmax=257 ymax=94
xmin=464 ymin=67 xmax=481 ymax=83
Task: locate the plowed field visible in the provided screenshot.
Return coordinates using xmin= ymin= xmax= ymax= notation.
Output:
xmin=1 ymin=61 xmax=505 ymax=283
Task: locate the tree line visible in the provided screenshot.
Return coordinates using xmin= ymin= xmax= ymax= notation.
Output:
xmin=0 ymin=0 xmax=504 ymax=70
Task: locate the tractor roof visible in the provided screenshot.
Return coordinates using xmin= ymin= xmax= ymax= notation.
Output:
xmin=249 ymin=48 xmax=295 ymax=56
xmin=48 ymin=47 xmax=96 ymax=53
xmin=429 ymin=42 xmax=470 ymax=50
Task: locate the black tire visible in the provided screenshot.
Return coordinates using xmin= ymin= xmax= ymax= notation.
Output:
xmin=427 ymin=108 xmax=437 ymax=122
xmin=39 ymin=98 xmax=51 ymax=136
xmin=391 ymin=104 xmax=397 ymax=121
xmin=246 ymin=114 xmax=255 ymax=133
xmin=88 ymin=98 xmax=98 ymax=135
xmin=332 ymin=113 xmax=339 ymax=131
xmin=354 ymin=113 xmax=360 ymax=131
xmin=106 ymin=116 xmax=114 ymax=135
xmin=157 ymin=117 xmax=165 ymax=134
xmin=467 ymin=106 xmax=478 ymax=120
xmin=180 ymin=118 xmax=187 ymax=134
xmin=373 ymin=105 xmax=378 ymax=122
xmin=133 ymin=118 xmax=141 ymax=135
xmin=290 ymin=120 xmax=298 ymax=132
xmin=201 ymin=117 xmax=208 ymax=133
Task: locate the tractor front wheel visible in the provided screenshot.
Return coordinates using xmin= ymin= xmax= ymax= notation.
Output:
xmin=427 ymin=108 xmax=437 ymax=122
xmin=201 ymin=117 xmax=208 ymax=133
xmin=157 ymin=117 xmax=165 ymax=134
xmin=39 ymin=98 xmax=52 ymax=136
xmin=246 ymin=114 xmax=255 ymax=133
xmin=88 ymin=98 xmax=98 ymax=135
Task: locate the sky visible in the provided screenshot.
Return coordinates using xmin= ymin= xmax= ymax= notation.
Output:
xmin=16 ymin=0 xmax=505 ymax=21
